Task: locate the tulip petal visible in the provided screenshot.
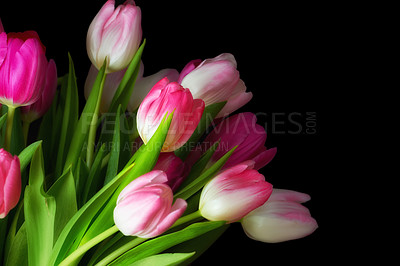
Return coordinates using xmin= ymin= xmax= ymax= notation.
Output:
xmin=252 ymin=147 xmax=277 ymax=170
xmin=217 ymin=80 xmax=253 ymax=118
xmin=0 ymin=32 xmax=6 ymax=67
xmin=177 ymin=59 xmax=202 ymax=83
xmin=116 ymin=170 xmax=167 ymax=204
xmin=3 ymin=157 xmax=21 ymax=218
xmin=141 ymin=198 xmax=187 ymax=238
xmin=268 ymin=188 xmax=311 ymax=203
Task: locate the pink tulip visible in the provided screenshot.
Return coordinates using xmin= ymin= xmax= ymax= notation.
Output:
xmin=0 ymin=148 xmax=21 ymax=218
xmin=136 ymin=77 xmax=205 ymax=152
xmin=241 ymin=189 xmax=318 ymax=243
xmin=113 ymin=170 xmax=187 ymax=238
xmin=191 ymin=112 xmax=276 ymax=170
xmin=87 ymin=0 xmax=142 ymax=73
xmin=179 ymin=53 xmax=253 ymax=118
xmin=154 ymin=152 xmax=188 ymax=191
xmin=199 ymin=161 xmax=273 ymax=223
xmin=128 ymin=62 xmax=179 ymax=112
xmin=0 ymin=31 xmax=48 ymax=108
xmin=20 ymin=59 xmax=57 ymax=122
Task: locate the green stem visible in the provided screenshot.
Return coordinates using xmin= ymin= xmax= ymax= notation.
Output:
xmin=4 ymin=106 xmax=16 ymax=152
xmin=171 ymin=210 xmax=202 ymax=228
xmin=22 ymin=121 xmax=30 ymax=146
xmin=58 ymin=225 xmax=119 ymax=266
xmin=86 ymin=71 xmax=107 ymax=169
xmin=95 ymin=211 xmax=202 ymax=265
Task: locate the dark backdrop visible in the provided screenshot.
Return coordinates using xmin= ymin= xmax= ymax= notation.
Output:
xmin=1 ymin=0 xmax=332 ymax=264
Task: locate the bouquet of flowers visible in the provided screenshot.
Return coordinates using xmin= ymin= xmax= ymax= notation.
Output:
xmin=0 ymin=1 xmax=318 ymax=265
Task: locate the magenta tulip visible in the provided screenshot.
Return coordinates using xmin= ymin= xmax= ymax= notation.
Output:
xmin=179 ymin=53 xmax=253 ymax=118
xmin=192 ymin=112 xmax=276 ymax=170
xmin=154 ymin=152 xmax=188 ymax=191
xmin=199 ymin=161 xmax=273 ymax=223
xmin=241 ymin=189 xmax=318 ymax=243
xmin=113 ymin=170 xmax=187 ymax=238
xmin=0 ymin=31 xmax=48 ymax=108
xmin=20 ymin=59 xmax=57 ymax=122
xmin=136 ymin=77 xmax=204 ymax=152
xmin=87 ymin=0 xmax=142 ymax=72
xmin=0 ymin=148 xmax=21 ymax=218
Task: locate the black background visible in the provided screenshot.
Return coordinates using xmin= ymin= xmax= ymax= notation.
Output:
xmin=1 ymin=0 xmax=334 ymax=264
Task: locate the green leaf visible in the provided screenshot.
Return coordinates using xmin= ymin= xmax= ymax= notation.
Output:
xmin=75 ymin=158 xmax=90 ymax=208
xmin=174 ymin=146 xmax=237 ymax=201
xmin=130 ymin=252 xmax=196 ymax=266
xmin=17 ymin=140 xmax=42 ymax=173
xmin=55 ymin=54 xmax=79 ymax=178
xmin=177 ymin=141 xmax=219 ymax=192
xmin=47 ymin=167 xmax=77 ymax=242
xmin=108 ymin=221 xmax=225 ymax=265
xmin=108 ymin=39 xmax=146 ymax=114
xmin=166 ymin=224 xmax=229 ymax=265
xmin=24 ymin=145 xmax=56 ymax=266
xmin=4 ymin=224 xmax=28 ymax=266
xmin=62 ymin=56 xmax=107 ymax=175
xmin=104 ymin=105 xmax=122 ymax=185
xmin=174 ymin=101 xmax=226 ymax=160
xmin=82 ymin=143 xmax=107 ymax=204
xmin=48 ymin=163 xmax=135 ymax=266
xmin=38 ymin=88 xmax=60 ymax=174
xmin=0 ymin=112 xmax=7 ymax=132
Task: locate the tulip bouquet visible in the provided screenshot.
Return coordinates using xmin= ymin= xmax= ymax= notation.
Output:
xmin=0 ymin=0 xmax=318 ymax=265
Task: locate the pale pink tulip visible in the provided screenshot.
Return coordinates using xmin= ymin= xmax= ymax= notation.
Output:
xmin=113 ymin=170 xmax=187 ymax=237
xmin=20 ymin=59 xmax=57 ymax=122
xmin=241 ymin=189 xmax=318 ymax=243
xmin=179 ymin=53 xmax=252 ymax=117
xmin=199 ymin=161 xmax=273 ymax=223
xmin=87 ymin=0 xmax=142 ymax=72
xmin=154 ymin=152 xmax=188 ymax=191
xmin=136 ymin=77 xmax=204 ymax=152
xmin=0 ymin=31 xmax=48 ymax=107
xmin=128 ymin=62 xmax=179 ymax=112
xmin=0 ymin=148 xmax=21 ymax=218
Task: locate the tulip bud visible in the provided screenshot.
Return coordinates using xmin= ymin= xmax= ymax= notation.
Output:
xmin=87 ymin=0 xmax=142 ymax=73
xmin=0 ymin=31 xmax=48 ymax=108
xmin=136 ymin=77 xmax=204 ymax=152
xmin=190 ymin=112 xmax=276 ymax=170
xmin=179 ymin=53 xmax=252 ymax=118
xmin=199 ymin=161 xmax=273 ymax=223
xmin=0 ymin=148 xmax=21 ymax=218
xmin=20 ymin=59 xmax=57 ymax=123
xmin=154 ymin=152 xmax=188 ymax=191
xmin=241 ymin=189 xmax=318 ymax=243
xmin=113 ymin=170 xmax=187 ymax=238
